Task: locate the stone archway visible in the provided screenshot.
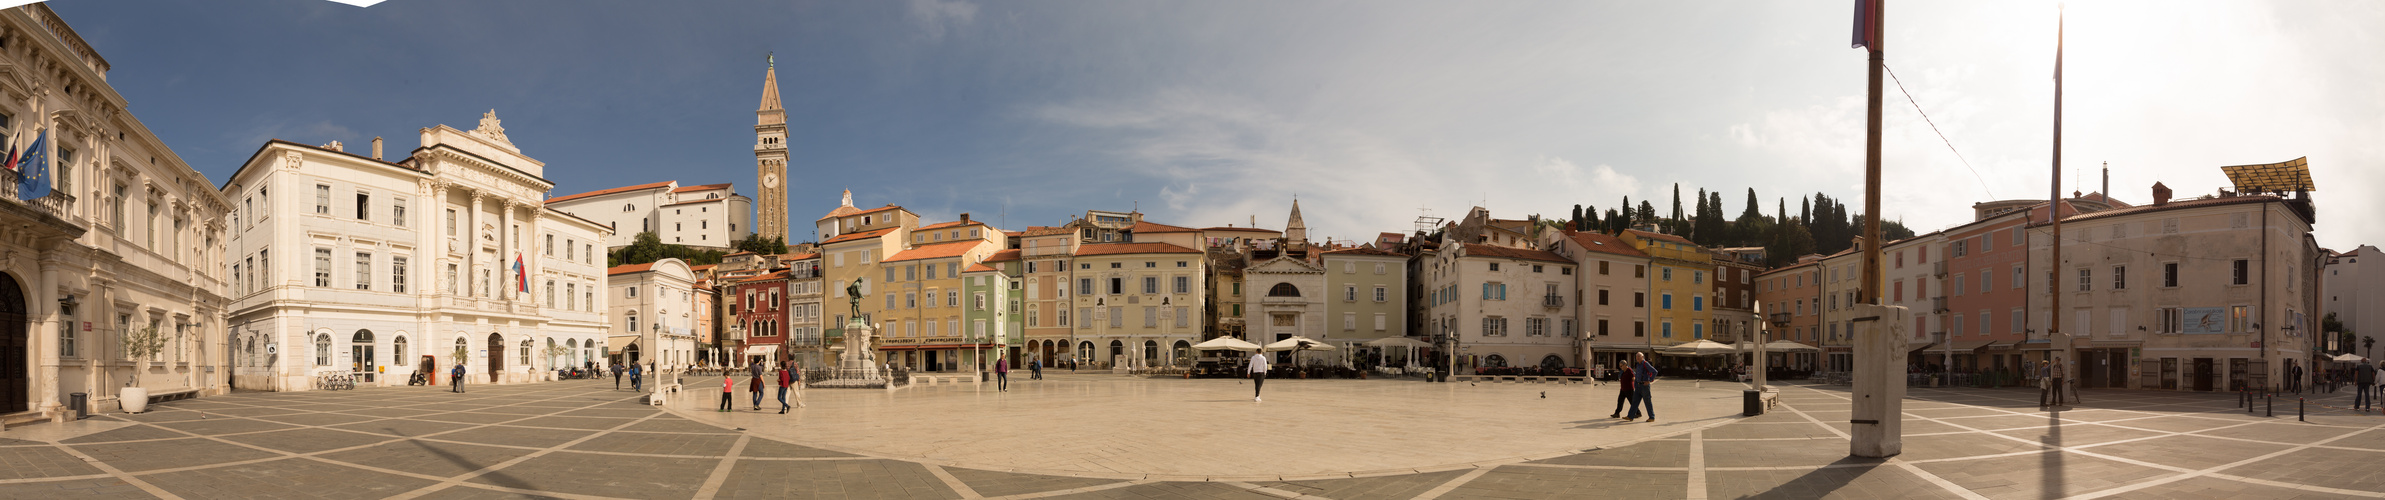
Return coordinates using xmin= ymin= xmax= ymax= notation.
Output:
xmin=0 ymin=272 xmax=26 ymax=414
xmin=486 ymin=332 xmax=504 ymax=383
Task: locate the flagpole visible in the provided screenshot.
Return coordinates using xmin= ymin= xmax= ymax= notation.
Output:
xmin=1861 ymin=0 xmax=1883 ymax=308
xmin=2049 ymin=5 xmax=2065 ymax=363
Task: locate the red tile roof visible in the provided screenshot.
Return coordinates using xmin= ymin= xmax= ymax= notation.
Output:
xmin=983 ymin=249 xmax=1022 ymax=262
xmin=689 ymin=264 xmax=717 ymax=271
xmin=917 ymin=219 xmax=987 ymax=231
xmin=783 ymin=252 xmax=821 ymax=261
xmin=1071 ymin=242 xmax=1202 ymax=256
xmin=1021 ymin=226 xmax=1074 ymax=237
xmin=883 ymin=240 xmax=986 ymax=263
xmin=1202 ymin=226 xmax=1280 ymax=234
xmin=1322 ymin=246 xmax=1407 ymax=258
xmin=962 ymin=263 xmax=1001 ymax=273
xmin=605 ymin=263 xmax=657 ymax=275
xmin=1457 ymin=243 xmax=1572 ymax=265
xmin=548 ymin=181 xmax=674 ymax=204
xmin=1132 ymin=221 xmax=1199 ymax=233
xmin=671 ymin=183 xmax=731 ymax=193
xmin=1564 ymin=230 xmax=1649 ymax=258
xmin=822 ymin=227 xmax=897 ymax=245
xmin=1623 ymin=229 xmax=1694 ymax=246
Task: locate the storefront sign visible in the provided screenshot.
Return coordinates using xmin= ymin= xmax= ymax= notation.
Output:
xmin=2182 ymin=307 xmax=2227 ymax=334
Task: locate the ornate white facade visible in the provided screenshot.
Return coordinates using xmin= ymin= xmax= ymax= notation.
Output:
xmin=0 ymin=4 xmax=233 ymax=422
xmin=221 ymin=113 xmax=612 ymax=390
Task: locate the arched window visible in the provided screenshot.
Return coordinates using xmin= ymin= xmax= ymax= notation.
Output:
xmin=454 ymin=337 xmax=468 ymax=360
xmin=622 ymin=203 xmax=636 ymax=212
xmin=627 ymin=312 xmax=640 ymax=332
xmin=520 ymin=340 xmax=533 ymax=366
xmin=1483 ymin=354 xmax=1508 ymax=368
xmin=393 ymin=336 xmax=409 ymax=365
xmin=1143 ymin=340 xmax=1159 ymax=361
xmin=1108 ymin=340 xmax=1123 ymax=359
xmin=1267 ymin=283 xmax=1301 ymax=297
xmin=1172 ymin=340 xmax=1191 ymax=365
xmin=314 ymin=334 xmax=332 ymax=366
xmin=1540 ymin=354 xmax=1566 ymax=369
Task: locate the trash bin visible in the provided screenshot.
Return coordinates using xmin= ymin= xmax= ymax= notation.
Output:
xmin=1744 ymin=389 xmax=1764 ymax=416
xmin=69 ymin=392 xmax=88 ymax=420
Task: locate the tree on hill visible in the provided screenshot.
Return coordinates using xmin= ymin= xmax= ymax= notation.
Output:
xmin=608 ymin=231 xmax=729 ymax=267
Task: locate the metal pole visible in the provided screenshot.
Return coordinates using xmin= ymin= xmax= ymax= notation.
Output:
xmin=2048 ymin=3 xmax=2066 ymax=366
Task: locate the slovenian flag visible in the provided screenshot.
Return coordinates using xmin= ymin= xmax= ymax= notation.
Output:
xmin=514 ymin=254 xmax=527 ymax=292
xmin=1850 ymin=0 xmax=1878 ymax=51
xmin=15 ymin=129 xmax=48 ymax=200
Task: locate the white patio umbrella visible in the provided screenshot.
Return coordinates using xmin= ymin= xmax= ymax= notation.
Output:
xmin=1191 ymin=337 xmax=1263 ymax=352
xmin=1762 ymin=340 xmax=1821 ymax=353
xmin=1664 ymin=340 xmax=1738 ymax=356
xmin=1265 ymin=336 xmax=1335 ymax=368
xmin=2333 ymin=353 xmax=2367 ymax=363
xmin=1365 ymin=337 xmax=1433 ymax=370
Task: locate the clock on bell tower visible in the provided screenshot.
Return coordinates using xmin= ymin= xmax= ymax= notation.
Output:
xmin=754 ymin=55 xmax=790 ymax=242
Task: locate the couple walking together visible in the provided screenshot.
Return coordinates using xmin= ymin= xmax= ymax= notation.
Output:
xmin=1610 ymin=353 xmax=1657 ymax=422
xmin=720 ymin=361 xmax=806 ymax=413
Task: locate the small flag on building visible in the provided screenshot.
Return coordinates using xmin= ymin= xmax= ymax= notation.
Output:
xmin=15 ymin=129 xmax=49 ymax=200
xmin=1850 ymin=0 xmax=1879 ymax=51
xmin=514 ymin=254 xmax=527 ymax=292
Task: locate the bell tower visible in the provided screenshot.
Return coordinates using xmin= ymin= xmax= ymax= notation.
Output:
xmin=755 ymin=54 xmax=790 ymax=243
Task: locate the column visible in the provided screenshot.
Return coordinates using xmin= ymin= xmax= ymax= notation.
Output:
xmin=466 ymin=191 xmax=483 ymax=299
xmin=36 ymin=257 xmax=63 ymax=419
xmin=499 ymin=199 xmax=515 ymax=303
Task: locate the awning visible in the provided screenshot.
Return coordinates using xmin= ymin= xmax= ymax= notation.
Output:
xmin=2087 ymin=340 xmax=2144 ymax=348
xmin=1943 ymin=340 xmax=1998 ymax=352
xmin=1906 ymin=341 xmax=1939 ymax=353
xmin=1588 ymin=343 xmax=1656 ymax=351
xmin=878 ymin=344 xmax=996 ymax=352
xmin=606 ymin=336 xmax=640 ymax=353
xmin=2014 ymin=339 xmax=2059 ymax=350
xmin=742 ymin=344 xmax=778 ymax=358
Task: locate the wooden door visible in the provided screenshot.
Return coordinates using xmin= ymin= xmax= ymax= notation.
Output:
xmin=0 ymin=273 xmax=27 ymax=414
xmin=2193 ymin=358 xmax=2214 ymax=391
xmin=487 ymin=333 xmax=504 ymax=383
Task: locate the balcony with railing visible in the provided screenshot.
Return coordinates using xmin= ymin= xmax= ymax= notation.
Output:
xmin=1931 ymin=296 xmax=1948 ymax=313
xmin=1932 ymin=261 xmax=1947 ymax=277
xmin=0 ymin=167 xmax=86 ymax=234
xmin=1768 ymin=312 xmax=1791 ymax=326
xmin=1542 ymin=295 xmax=1564 ymax=308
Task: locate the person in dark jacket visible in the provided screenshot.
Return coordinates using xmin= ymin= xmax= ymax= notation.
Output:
xmin=994 ymin=357 xmax=1010 ymax=391
xmin=450 ymin=363 xmax=467 ymax=393
xmin=2356 ymin=360 xmax=2378 ymax=411
xmin=1610 ymin=361 xmax=1639 ymax=420
xmin=1626 ymin=353 xmax=1657 ymax=421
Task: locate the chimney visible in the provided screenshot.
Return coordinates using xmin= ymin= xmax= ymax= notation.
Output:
xmin=2152 ymin=182 xmax=2172 ymax=206
xmin=2100 ymin=164 xmax=2109 ymax=204
xmin=371 ymin=137 xmax=384 ymax=160
xmin=959 ymin=213 xmax=971 ymax=224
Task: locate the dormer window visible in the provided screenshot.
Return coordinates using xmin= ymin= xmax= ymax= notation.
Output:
xmin=622 ymin=203 xmax=635 ymax=212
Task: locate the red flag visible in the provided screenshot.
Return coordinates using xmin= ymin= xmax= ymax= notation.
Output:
xmin=1850 ymin=0 xmax=1879 ymax=51
xmin=2 ymin=142 xmax=16 ymax=172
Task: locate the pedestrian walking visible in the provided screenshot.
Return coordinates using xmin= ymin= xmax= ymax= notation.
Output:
xmin=1627 ymin=352 xmax=1657 ymax=421
xmin=992 ymin=357 xmax=1011 ymax=392
xmin=629 ymin=364 xmax=643 ymax=392
xmin=2051 ymin=357 xmax=2070 ymax=407
xmin=718 ymin=375 xmax=734 ymax=412
xmin=1610 ymin=359 xmax=1640 ymax=420
xmin=1249 ymin=350 xmax=1271 ymax=403
xmin=612 ymin=363 xmax=624 ymax=390
xmin=1030 ymin=358 xmax=1043 ymax=380
xmin=749 ymin=365 xmax=766 ymax=411
xmin=776 ymin=364 xmax=796 ymax=413
xmin=789 ymin=361 xmax=808 ymax=409
xmin=2357 ymin=360 xmax=2378 ymax=411
xmin=450 ymin=362 xmax=467 ymax=393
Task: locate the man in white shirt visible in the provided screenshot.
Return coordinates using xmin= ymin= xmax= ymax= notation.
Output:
xmin=1249 ymin=350 xmax=1271 ymax=403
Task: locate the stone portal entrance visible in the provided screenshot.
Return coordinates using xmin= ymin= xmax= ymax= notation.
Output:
xmin=487 ymin=332 xmax=505 ymax=383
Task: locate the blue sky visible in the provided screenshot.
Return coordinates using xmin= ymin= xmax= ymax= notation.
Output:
xmin=48 ymin=0 xmax=2385 ymax=249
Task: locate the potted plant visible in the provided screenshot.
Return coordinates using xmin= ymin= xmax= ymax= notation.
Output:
xmin=120 ymin=325 xmax=170 ymax=413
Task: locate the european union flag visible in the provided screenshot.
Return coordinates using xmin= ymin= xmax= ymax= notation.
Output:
xmin=15 ymin=129 xmax=47 ymax=200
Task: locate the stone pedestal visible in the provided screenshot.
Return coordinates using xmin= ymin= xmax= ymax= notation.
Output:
xmin=815 ymin=323 xmax=887 ymax=388
xmin=1850 ymin=303 xmax=1910 ymax=458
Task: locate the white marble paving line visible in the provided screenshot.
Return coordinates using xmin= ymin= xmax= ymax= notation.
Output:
xmin=1408 ymin=467 xmax=1491 ymax=500
xmin=980 ymin=479 xmax=1152 ymax=500
xmin=690 ymin=435 xmax=753 ymax=500
xmin=380 ymin=403 xmax=674 ymax=500
xmin=1776 ymin=390 xmax=1988 ymax=500
xmin=2057 ymin=421 xmax=2385 ymax=500
xmin=1791 ymin=385 xmax=2215 ymax=474
xmin=1224 ymin=481 xmax=1335 ymax=499
xmin=42 ymin=440 xmax=184 ymax=500
xmin=920 ymin=463 xmax=986 ymax=500
xmin=1686 ymin=429 xmax=1708 ymax=500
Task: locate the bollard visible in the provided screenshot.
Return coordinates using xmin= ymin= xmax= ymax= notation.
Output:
xmin=2267 ymin=394 xmax=2273 ymax=417
xmin=2300 ymin=398 xmax=2306 ymax=422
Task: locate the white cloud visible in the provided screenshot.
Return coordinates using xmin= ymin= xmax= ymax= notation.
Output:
xmin=906 ymin=0 xmax=977 ymax=41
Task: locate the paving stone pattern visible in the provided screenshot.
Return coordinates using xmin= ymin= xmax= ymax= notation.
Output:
xmin=4 ymin=376 xmax=2385 ymax=498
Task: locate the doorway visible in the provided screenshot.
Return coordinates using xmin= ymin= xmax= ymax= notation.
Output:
xmin=487 ymin=332 xmax=505 ymax=383
xmin=2107 ymin=349 xmax=2128 ymax=388
xmin=2192 ymin=358 xmax=2214 ymax=392
xmin=1 ymin=273 xmax=27 ymax=414
xmin=351 ymin=330 xmax=376 ymax=383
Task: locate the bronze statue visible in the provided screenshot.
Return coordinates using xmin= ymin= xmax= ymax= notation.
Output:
xmin=846 ymin=277 xmax=865 ymax=325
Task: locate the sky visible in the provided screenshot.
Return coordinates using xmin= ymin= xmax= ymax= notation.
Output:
xmin=45 ymin=0 xmax=2385 ymax=251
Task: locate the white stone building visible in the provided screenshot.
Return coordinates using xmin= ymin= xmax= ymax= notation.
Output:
xmin=2324 ymin=244 xmax=2381 ymax=345
xmin=1 ymin=4 xmax=233 ymax=420
xmin=222 ymin=114 xmax=613 ymax=390
xmin=545 ymin=180 xmax=752 ymax=250
xmin=1423 ymin=231 xmax=1582 ymax=371
xmin=607 ymin=258 xmax=700 ymax=369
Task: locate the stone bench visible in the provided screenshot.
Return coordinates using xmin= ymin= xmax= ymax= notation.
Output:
xmin=909 ymin=375 xmax=979 ymax=386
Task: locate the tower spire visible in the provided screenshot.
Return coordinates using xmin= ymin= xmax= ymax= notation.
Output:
xmin=758 ymin=58 xmax=784 ymax=119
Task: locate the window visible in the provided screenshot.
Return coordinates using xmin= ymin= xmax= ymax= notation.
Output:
xmin=1952 ymin=239 xmax=1967 ymax=257
xmin=628 ymin=312 xmax=639 ymax=332
xmin=315 ymin=334 xmax=331 ymax=366
xmin=1374 ymin=286 xmax=1388 ymax=302
xmin=1482 ymin=317 xmax=1508 ymax=336
xmin=1693 ymin=271 xmax=1703 ymax=284
xmin=1692 ymin=296 xmax=1703 ymax=311
xmin=1662 ymin=322 xmax=1673 ymax=338
xmin=1692 ymin=323 xmax=1703 ymax=339
xmin=905 ymin=292 xmax=916 ymax=309
xmin=393 ymin=198 xmax=407 ymax=226
xmin=1636 ymin=265 xmax=1645 ymax=278
xmin=1661 ymin=293 xmax=1672 ymax=310
xmin=2163 ymin=263 xmax=2180 ymax=287
xmin=545 ymin=280 xmax=555 ymax=304
xmin=1662 ymin=268 xmax=1673 ymax=281
xmin=2158 ymin=307 xmax=2183 ymax=333
xmin=1980 ymin=270 xmax=1992 ymax=292
xmin=2230 ymin=305 xmax=2250 ymax=333
xmin=2013 ymin=266 xmax=2024 ymax=290
xmin=1634 ymin=321 xmax=1645 ymax=337
xmin=356 ymin=191 xmax=371 ymax=220
xmin=1599 ymin=261 xmax=1610 ymax=275
xmin=1952 ymin=275 xmax=1964 ymax=296
xmin=1174 ymin=276 xmax=1190 ymax=294
xmin=1109 ymin=306 xmax=1124 ymax=328
xmin=583 ymin=285 xmax=592 ymax=311
xmin=314 ymin=248 xmax=333 ymax=286
xmin=1634 ymin=292 xmax=1645 ymax=308
xmin=1232 ymin=282 xmax=1242 ymax=296
xmin=1080 ymin=278 xmax=1095 ymax=295
xmin=1490 ymin=263 xmax=1500 ymax=271
xmin=1109 ymin=277 xmax=1124 ymax=295
xmin=1598 ymin=289 xmax=1610 ymax=305
xmin=948 ymin=290 xmax=959 ymax=307
xmin=446 ymin=209 xmax=458 ymax=236
xmin=355 ymin=252 xmax=372 ymax=290
xmin=2232 ymin=259 xmax=2250 ymax=285
xmin=1598 ymin=319 xmax=1611 ymax=336
xmin=1375 ymin=263 xmax=1387 ymax=274
xmin=1142 ymin=276 xmax=1158 ymax=294
xmin=1345 ymin=285 xmax=1357 ymax=302
xmin=1526 ymin=317 xmax=1547 ymax=336
xmin=392 ymin=256 xmax=409 ymax=293
xmin=2012 ymin=309 xmax=2025 ymax=334
xmin=2077 ymin=268 xmax=2092 ymax=292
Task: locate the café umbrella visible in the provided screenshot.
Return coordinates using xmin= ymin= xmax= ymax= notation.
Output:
xmin=1191 ymin=337 xmax=1263 ymax=352
xmin=1264 ymin=336 xmax=1335 ymax=368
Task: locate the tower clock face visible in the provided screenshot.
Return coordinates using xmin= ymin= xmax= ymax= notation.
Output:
xmin=763 ymin=173 xmax=780 ymax=188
